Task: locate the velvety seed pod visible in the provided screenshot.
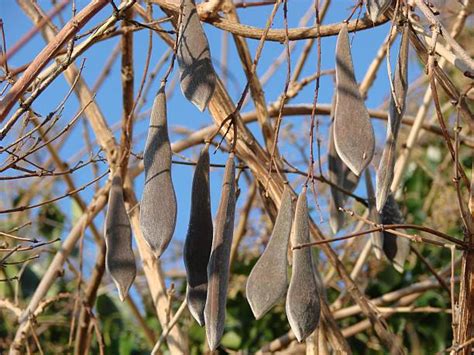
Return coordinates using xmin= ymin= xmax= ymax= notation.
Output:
xmin=177 ymin=0 xmax=217 ymax=111
xmin=140 ymin=87 xmax=177 ymax=257
xmin=184 ymin=144 xmax=213 ymax=326
xmin=204 ymin=154 xmax=236 ymax=351
xmin=365 ymin=169 xmax=383 ymax=259
xmin=334 ymin=23 xmax=375 ymax=176
xmin=328 ymin=119 xmax=360 ymax=234
xmin=366 ymin=0 xmax=391 ymax=22
xmin=246 ymin=185 xmax=295 ymax=320
xmin=376 ymin=24 xmax=409 ymax=211
xmin=286 ymin=188 xmax=321 ymax=342
xmin=382 ymin=194 xmax=410 ymax=273
xmin=105 ymin=173 xmax=136 ymax=302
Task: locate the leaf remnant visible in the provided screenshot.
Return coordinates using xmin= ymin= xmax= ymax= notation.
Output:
xmin=366 ymin=0 xmax=391 ymax=22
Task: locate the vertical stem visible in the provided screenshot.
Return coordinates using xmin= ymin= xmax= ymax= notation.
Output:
xmin=119 ymin=4 xmax=135 ymax=178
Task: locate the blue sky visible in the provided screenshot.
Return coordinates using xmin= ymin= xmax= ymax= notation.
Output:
xmin=0 ymin=1 xmax=422 ymax=290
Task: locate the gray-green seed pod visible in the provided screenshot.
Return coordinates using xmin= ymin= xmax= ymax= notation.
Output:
xmin=246 ymin=185 xmax=295 ymax=320
xmin=382 ymin=194 xmax=410 ymax=273
xmin=365 ymin=169 xmax=383 ymax=259
xmin=105 ymin=173 xmax=136 ymax=301
xmin=204 ymin=154 xmax=236 ymax=351
xmin=334 ymin=23 xmax=375 ymax=176
xmin=177 ymin=0 xmax=217 ymax=111
xmin=140 ymin=87 xmax=177 ymax=257
xmin=184 ymin=144 xmax=213 ymax=326
xmin=286 ymin=187 xmax=321 ymax=342
xmin=328 ymin=119 xmax=359 ymax=234
xmin=376 ymin=24 xmax=409 ymax=212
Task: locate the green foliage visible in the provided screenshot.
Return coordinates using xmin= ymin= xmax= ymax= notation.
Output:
xmin=18 ymin=266 xmax=40 ymax=299
xmin=38 ymin=203 xmax=65 ymax=239
xmin=94 ymin=294 xmax=150 ymax=354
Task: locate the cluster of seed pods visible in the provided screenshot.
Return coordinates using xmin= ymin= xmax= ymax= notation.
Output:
xmin=332 ymin=19 xmax=410 ymax=271
xmin=245 ymin=186 xmax=322 ymax=343
xmin=101 ymin=0 xmax=412 ymax=349
xmin=103 ymin=0 xmax=218 ymax=304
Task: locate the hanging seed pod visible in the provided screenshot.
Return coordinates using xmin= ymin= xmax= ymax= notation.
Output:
xmin=376 ymin=24 xmax=409 ymax=212
xmin=328 ymin=96 xmax=345 ymax=234
xmin=286 ymin=188 xmax=320 ymax=342
xmin=246 ymin=185 xmax=294 ymax=320
xmin=184 ymin=144 xmax=213 ymax=326
xmin=140 ymin=87 xmax=177 ymax=257
xmin=105 ymin=173 xmax=136 ymax=301
xmin=382 ymin=194 xmax=410 ymax=273
xmin=365 ymin=169 xmax=383 ymax=259
xmin=334 ymin=23 xmax=375 ymax=176
xmin=328 ymin=120 xmax=359 ymax=234
xmin=177 ymin=0 xmax=217 ymax=111
xmin=365 ymin=0 xmax=391 ymax=22
xmin=204 ymin=154 xmax=236 ymax=351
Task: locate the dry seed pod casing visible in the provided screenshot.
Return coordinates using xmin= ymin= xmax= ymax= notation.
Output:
xmin=334 ymin=23 xmax=375 ymax=176
xmin=365 ymin=169 xmax=383 ymax=259
xmin=184 ymin=144 xmax=213 ymax=326
xmin=140 ymin=88 xmax=177 ymax=257
xmin=382 ymin=194 xmax=410 ymax=273
xmin=177 ymin=0 xmax=217 ymax=111
xmin=105 ymin=173 xmax=136 ymax=301
xmin=328 ymin=120 xmax=359 ymax=234
xmin=286 ymin=188 xmax=321 ymax=342
xmin=204 ymin=154 xmax=236 ymax=351
xmin=376 ymin=24 xmax=409 ymax=211
xmin=246 ymin=185 xmax=295 ymax=320
xmin=366 ymin=0 xmax=391 ymax=22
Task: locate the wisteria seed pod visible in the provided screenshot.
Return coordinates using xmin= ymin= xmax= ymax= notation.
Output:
xmin=177 ymin=0 xmax=217 ymax=111
xmin=286 ymin=187 xmax=321 ymax=342
xmin=365 ymin=168 xmax=383 ymax=259
xmin=246 ymin=185 xmax=294 ymax=319
xmin=382 ymin=194 xmax=410 ymax=273
xmin=376 ymin=24 xmax=409 ymax=211
xmin=204 ymin=154 xmax=236 ymax=351
xmin=184 ymin=144 xmax=213 ymax=326
xmin=328 ymin=120 xmax=360 ymax=234
xmin=334 ymin=23 xmax=375 ymax=176
xmin=105 ymin=173 xmax=136 ymax=302
xmin=140 ymin=87 xmax=177 ymax=257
